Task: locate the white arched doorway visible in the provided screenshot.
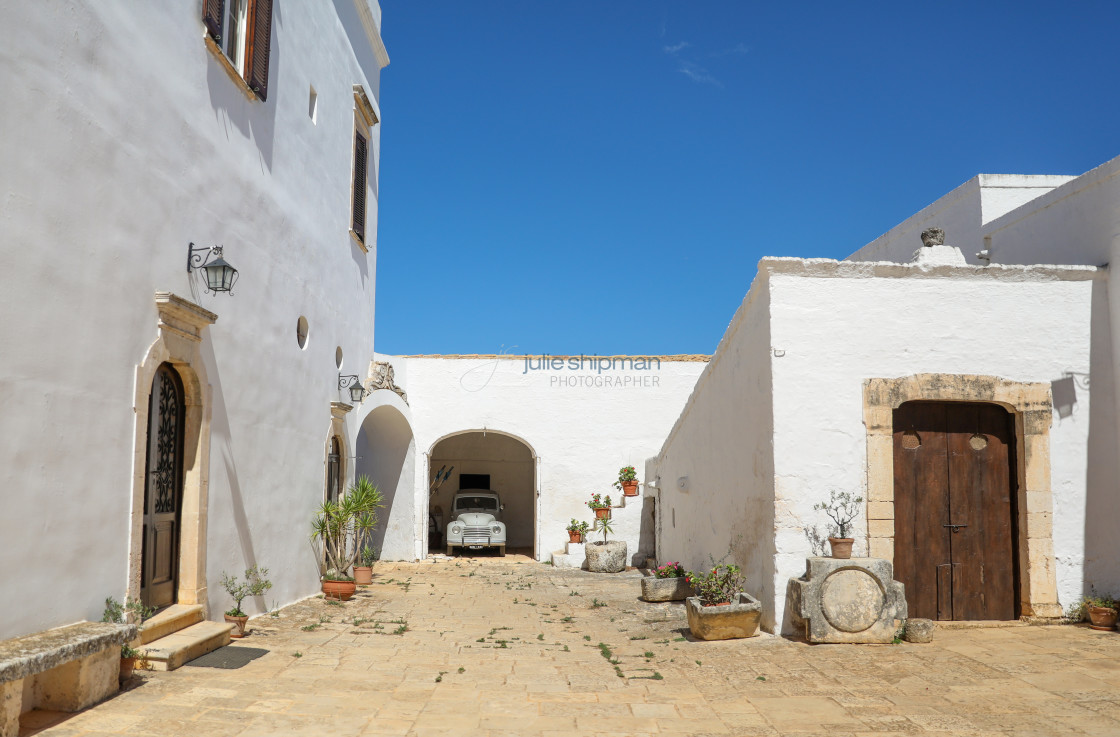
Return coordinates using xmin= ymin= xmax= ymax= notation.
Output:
xmin=427 ymin=430 xmax=538 ymax=558
xmin=356 ymin=402 xmax=416 ymax=561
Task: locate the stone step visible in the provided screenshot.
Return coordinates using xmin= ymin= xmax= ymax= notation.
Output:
xmin=141 ymin=621 xmax=233 ymax=671
xmin=551 ymin=550 xmax=585 ymax=569
xmin=138 ymin=604 xmax=204 ymax=645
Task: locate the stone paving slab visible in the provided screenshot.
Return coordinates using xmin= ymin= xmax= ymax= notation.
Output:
xmin=20 ymin=555 xmax=1120 ymax=736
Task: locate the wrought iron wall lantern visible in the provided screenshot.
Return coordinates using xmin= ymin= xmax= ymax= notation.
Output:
xmin=187 ymin=242 xmax=239 ymax=294
xmin=338 ymin=374 xmax=367 ymax=404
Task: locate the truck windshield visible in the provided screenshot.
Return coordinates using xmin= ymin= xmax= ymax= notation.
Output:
xmin=456 ymin=496 xmax=498 ymax=511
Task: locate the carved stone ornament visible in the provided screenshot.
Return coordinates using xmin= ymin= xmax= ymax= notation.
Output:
xmin=369 ymin=361 xmax=407 ymax=403
xmin=920 ymin=228 xmax=946 ymax=247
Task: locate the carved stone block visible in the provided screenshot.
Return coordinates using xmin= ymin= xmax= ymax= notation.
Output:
xmin=788 ymin=557 xmax=907 ymax=643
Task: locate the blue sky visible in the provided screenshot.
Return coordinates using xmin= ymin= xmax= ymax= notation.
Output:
xmin=375 ymin=1 xmax=1120 ymax=356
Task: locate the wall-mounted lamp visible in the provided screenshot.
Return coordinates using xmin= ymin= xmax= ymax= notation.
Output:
xmin=187 ymin=242 xmax=239 ymax=294
xmin=338 ymin=374 xmax=367 ymax=404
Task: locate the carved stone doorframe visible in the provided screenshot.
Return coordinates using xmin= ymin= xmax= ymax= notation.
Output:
xmin=863 ymin=374 xmax=1061 ymax=618
xmin=128 ymin=293 xmax=216 ymax=610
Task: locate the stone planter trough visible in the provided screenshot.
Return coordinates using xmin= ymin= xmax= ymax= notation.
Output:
xmin=640 ymin=576 xmax=693 ymax=602
xmin=585 ymin=540 xmax=627 ymax=573
xmin=685 ymin=593 xmax=762 ymax=640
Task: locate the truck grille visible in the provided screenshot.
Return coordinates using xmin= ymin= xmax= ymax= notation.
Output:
xmin=463 ymin=525 xmax=491 ymax=545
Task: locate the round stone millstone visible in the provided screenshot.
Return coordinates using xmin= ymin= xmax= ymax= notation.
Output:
xmin=819 ymin=568 xmax=886 ymax=633
xmin=585 ymin=540 xmax=627 ymax=573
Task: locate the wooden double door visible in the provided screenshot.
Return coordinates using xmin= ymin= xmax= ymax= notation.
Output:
xmin=893 ymin=401 xmax=1019 ymax=621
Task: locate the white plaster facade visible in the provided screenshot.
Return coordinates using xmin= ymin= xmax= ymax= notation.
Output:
xmin=0 ymin=1 xmax=388 ymax=640
xmin=353 ymin=355 xmax=709 ymax=564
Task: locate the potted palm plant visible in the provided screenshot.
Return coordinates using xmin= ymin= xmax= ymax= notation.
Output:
xmin=311 ymin=475 xmax=383 ymax=600
xmin=613 ymin=466 xmax=639 ymax=497
xmin=813 ymin=490 xmax=863 ymax=559
xmin=585 ymin=517 xmax=627 ymax=573
xmin=565 ymin=519 xmax=589 ymax=544
xmin=354 ymin=545 xmax=378 ymax=585
xmin=220 ymin=566 xmax=272 ymax=637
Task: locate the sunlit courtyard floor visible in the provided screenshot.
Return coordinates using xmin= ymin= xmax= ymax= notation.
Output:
xmin=25 ymin=554 xmax=1120 ymax=736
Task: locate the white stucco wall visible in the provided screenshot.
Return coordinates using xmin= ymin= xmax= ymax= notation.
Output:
xmin=365 ymin=354 xmax=709 ymax=563
xmin=0 ymin=2 xmax=386 ymax=639
xmin=653 ymin=255 xmax=1104 ymax=633
xmin=651 ymin=278 xmax=779 ymax=628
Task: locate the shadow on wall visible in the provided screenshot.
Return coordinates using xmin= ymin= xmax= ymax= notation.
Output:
xmin=1081 ymin=279 xmax=1120 ymax=598
xmin=356 ymin=404 xmax=416 ymax=560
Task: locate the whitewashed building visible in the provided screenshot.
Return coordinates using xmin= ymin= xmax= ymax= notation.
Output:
xmin=652 ymin=155 xmax=1120 ymax=633
xmin=0 ymin=1 xmax=389 ymax=640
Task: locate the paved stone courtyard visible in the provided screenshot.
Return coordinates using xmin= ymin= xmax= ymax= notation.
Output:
xmin=25 ymin=555 xmax=1120 ymax=736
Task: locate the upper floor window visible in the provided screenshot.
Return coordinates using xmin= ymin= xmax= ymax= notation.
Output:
xmin=203 ymin=0 xmax=274 ymax=101
xmin=351 ymin=85 xmax=380 ymax=249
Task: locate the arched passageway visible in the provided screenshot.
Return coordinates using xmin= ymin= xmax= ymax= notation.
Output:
xmin=356 ymin=404 xmax=416 ymax=560
xmin=428 ymin=431 xmax=536 ymax=556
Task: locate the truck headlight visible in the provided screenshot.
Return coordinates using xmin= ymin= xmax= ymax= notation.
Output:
xmin=451 ymin=525 xmax=462 ymax=534
xmin=492 ymin=525 xmax=501 ymax=534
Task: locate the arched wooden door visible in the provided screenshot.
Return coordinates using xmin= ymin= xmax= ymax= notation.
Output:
xmin=141 ymin=364 xmax=185 ymax=609
xmin=893 ymin=401 xmax=1019 ymax=621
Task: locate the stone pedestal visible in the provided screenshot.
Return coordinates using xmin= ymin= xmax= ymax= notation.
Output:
xmin=586 ymin=541 xmax=627 ymax=573
xmin=788 ymin=557 xmax=906 ymax=644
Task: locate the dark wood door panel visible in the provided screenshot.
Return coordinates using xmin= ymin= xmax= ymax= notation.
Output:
xmin=893 ymin=402 xmax=952 ymax=620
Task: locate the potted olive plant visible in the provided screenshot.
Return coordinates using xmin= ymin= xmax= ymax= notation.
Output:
xmin=101 ymin=597 xmax=153 ymax=680
xmin=640 ymin=561 xmax=693 ymax=602
xmin=613 ymin=465 xmax=639 ymax=497
xmin=311 ymin=475 xmax=383 ymax=600
xmin=684 ymin=558 xmax=761 ymax=640
xmin=565 ymin=519 xmax=589 ymax=544
xmin=585 ymin=517 xmax=627 ymax=573
xmin=354 ymin=545 xmax=378 ymax=586
xmin=813 ymin=490 xmax=863 ymax=559
xmin=220 ymin=566 xmax=272 ymax=637
xmin=1069 ymin=592 xmax=1119 ymax=631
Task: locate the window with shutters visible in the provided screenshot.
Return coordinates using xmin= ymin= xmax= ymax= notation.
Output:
xmin=203 ymin=0 xmax=274 ymax=101
xmin=351 ymin=85 xmax=379 ymax=250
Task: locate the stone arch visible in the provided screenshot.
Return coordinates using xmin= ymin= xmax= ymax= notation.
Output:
xmin=863 ymin=373 xmax=1060 ymax=618
xmin=128 ymin=293 xmax=216 ymax=609
xmin=426 ymin=429 xmax=538 ymax=558
xmin=356 ymin=399 xmax=417 ymax=560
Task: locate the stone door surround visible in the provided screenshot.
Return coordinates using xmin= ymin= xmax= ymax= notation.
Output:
xmin=863 ymin=374 xmax=1061 ymax=619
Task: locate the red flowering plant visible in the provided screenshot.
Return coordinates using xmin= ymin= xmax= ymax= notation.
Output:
xmin=612 ymin=465 xmax=637 ymax=490
xmin=586 ymin=493 xmax=612 ymax=510
xmin=685 ymin=562 xmax=745 ymax=606
xmin=653 ymin=561 xmax=685 ymax=579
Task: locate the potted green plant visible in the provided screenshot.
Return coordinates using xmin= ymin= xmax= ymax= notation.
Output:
xmin=354 ymin=545 xmax=379 ymax=585
xmin=585 ymin=517 xmax=627 ymax=573
xmin=640 ymin=561 xmax=693 ymax=602
xmin=220 ymin=566 xmax=272 ymax=637
xmin=311 ymin=475 xmax=383 ymax=600
xmin=565 ymin=519 xmax=589 ymax=544
xmin=587 ymin=493 xmax=612 ymax=521
xmin=1069 ymin=592 xmax=1119 ymax=631
xmin=684 ymin=560 xmax=761 ymax=640
xmin=613 ymin=466 xmax=639 ymax=497
xmin=813 ymin=490 xmax=863 ymax=559
xmin=101 ymin=597 xmax=153 ymax=681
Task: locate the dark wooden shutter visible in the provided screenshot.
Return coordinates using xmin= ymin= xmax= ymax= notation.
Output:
xmin=246 ymin=0 xmax=273 ymax=100
xmin=203 ymin=0 xmax=225 ymax=41
xmin=352 ymin=130 xmax=368 ymax=241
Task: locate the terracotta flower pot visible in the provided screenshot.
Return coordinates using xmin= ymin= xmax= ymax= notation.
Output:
xmin=354 ymin=566 xmax=373 ymax=585
xmin=322 ymin=579 xmax=356 ymax=601
xmin=1088 ymin=605 xmax=1118 ymax=631
xmin=594 ymin=507 xmax=611 ymax=521
xmin=568 ymin=530 xmax=583 ymax=544
xmin=119 ymin=656 xmax=136 ymax=681
xmin=828 ymin=537 xmax=854 ymax=559
xmin=621 ymin=480 xmax=639 ymax=497
xmin=225 ymin=613 xmax=249 ymax=638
